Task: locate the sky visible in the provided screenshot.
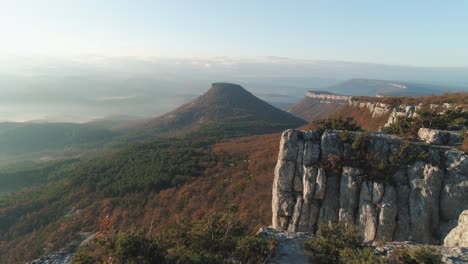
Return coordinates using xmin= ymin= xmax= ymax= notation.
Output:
xmin=0 ymin=0 xmax=467 ymax=67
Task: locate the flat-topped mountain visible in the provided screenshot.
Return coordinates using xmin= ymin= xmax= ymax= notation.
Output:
xmin=129 ymin=83 xmax=306 ymax=136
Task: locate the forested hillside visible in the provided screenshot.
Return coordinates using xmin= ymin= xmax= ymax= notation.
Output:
xmin=0 ymin=122 xmax=118 ymax=167
xmin=0 ymin=125 xmax=281 ymax=263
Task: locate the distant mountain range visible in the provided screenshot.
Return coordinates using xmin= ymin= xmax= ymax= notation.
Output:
xmin=0 ymin=122 xmax=116 ymax=155
xmin=325 ymin=78 xmax=450 ymax=96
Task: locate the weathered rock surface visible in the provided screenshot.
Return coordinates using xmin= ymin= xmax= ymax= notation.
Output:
xmin=339 ymin=167 xmax=363 ymax=225
xmin=384 ymin=105 xmax=420 ymax=127
xmin=257 ymin=227 xmax=311 ymax=264
xmin=376 ymin=186 xmax=397 ymax=242
xmin=418 ymin=128 xmax=464 ymax=146
xmin=444 ymin=210 xmax=468 ymax=248
xmin=26 ymin=251 xmax=72 ymax=264
xmin=272 ymin=129 xmax=468 ymax=244
xmin=297 ymin=91 xmax=463 ymax=129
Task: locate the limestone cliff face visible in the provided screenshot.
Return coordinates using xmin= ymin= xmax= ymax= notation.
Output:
xmin=305 ymin=91 xmax=351 ymax=103
xmin=293 ymin=91 xmax=462 ymax=129
xmin=384 ymin=105 xmax=420 ymax=127
xmin=348 ymin=100 xmax=393 ymax=118
xmin=272 ymin=129 xmax=468 ymax=244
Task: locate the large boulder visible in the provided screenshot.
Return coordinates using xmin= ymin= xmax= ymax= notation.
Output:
xmin=418 ymin=128 xmax=463 ymax=146
xmin=444 ymin=210 xmax=468 ymax=248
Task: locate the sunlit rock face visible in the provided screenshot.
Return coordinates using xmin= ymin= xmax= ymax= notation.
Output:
xmin=272 ymin=129 xmax=468 ymax=244
xmin=444 ymin=210 xmax=468 ymax=247
xmin=418 ymin=128 xmax=464 ymax=146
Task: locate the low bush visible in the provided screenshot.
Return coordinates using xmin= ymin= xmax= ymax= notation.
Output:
xmin=340 ymin=247 xmax=384 ymax=264
xmin=462 ymin=130 xmax=468 ymax=152
xmin=351 ymin=132 xmax=371 ymax=151
xmin=72 ymin=212 xmax=276 ymax=264
xmin=382 ymin=108 xmax=468 ymax=139
xmin=386 ymin=245 xmax=442 ymax=264
xmin=310 ymin=117 xmax=362 ymax=133
xmin=304 ymin=223 xmax=375 ymax=264
xmin=234 ymin=235 xmax=277 ymax=264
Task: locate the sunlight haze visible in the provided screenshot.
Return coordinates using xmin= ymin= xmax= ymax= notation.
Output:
xmin=1 ymin=1 xmax=467 ymax=66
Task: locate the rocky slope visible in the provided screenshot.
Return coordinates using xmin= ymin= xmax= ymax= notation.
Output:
xmin=272 ymin=129 xmax=468 ymax=244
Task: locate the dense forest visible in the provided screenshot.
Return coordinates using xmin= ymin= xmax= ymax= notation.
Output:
xmin=0 ymin=122 xmax=281 ymax=263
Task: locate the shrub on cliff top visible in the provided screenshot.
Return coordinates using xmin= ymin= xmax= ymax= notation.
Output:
xmin=386 ymin=245 xmax=442 ymax=264
xmin=72 ymin=212 xmax=276 ymax=264
xmin=340 ymin=247 xmax=384 ymax=264
xmin=462 ymin=129 xmax=468 ymax=152
xmin=304 ymin=223 xmax=373 ymax=264
xmin=310 ymin=117 xmax=362 ymax=133
xmin=383 ymin=108 xmax=468 ymax=139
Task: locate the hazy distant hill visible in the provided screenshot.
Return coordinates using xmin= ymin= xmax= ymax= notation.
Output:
xmin=127 ymin=83 xmax=306 ymax=138
xmin=86 ymin=115 xmax=144 ymax=130
xmin=327 ymin=78 xmax=448 ymax=96
xmin=0 ymin=122 xmax=116 ymax=155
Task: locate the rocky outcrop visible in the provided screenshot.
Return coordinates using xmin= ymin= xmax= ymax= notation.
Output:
xmin=444 ymin=210 xmax=468 ymax=247
xmin=257 ymin=227 xmax=311 ymax=264
xmin=418 ymin=128 xmax=464 ymax=146
xmin=348 ymin=100 xmax=393 ymax=118
xmin=26 ymin=251 xmax=72 ymax=264
xmin=384 ymin=105 xmax=420 ymax=127
xmin=305 ymin=91 xmax=351 ymax=103
xmin=272 ymin=129 xmax=468 ymax=244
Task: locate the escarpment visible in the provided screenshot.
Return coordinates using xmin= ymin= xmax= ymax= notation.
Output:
xmin=272 ymin=129 xmax=468 ymax=244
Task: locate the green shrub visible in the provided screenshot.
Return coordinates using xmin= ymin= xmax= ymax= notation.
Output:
xmin=312 ymin=117 xmax=362 ymax=133
xmin=382 ymin=108 xmax=468 ymax=139
xmin=112 ymin=231 xmax=166 ymax=264
xmin=352 ymin=132 xmax=371 ymax=151
xmin=161 ymin=212 xmax=275 ymax=264
xmin=340 ymin=247 xmax=384 ymax=264
xmin=71 ymin=249 xmax=99 ymax=264
xmin=304 ymin=223 xmax=363 ymax=264
xmin=234 ymin=235 xmax=277 ymax=264
xmin=386 ymin=245 xmax=442 ymax=264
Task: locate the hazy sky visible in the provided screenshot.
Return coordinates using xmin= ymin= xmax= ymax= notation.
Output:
xmin=1 ymin=1 xmax=467 ymax=67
